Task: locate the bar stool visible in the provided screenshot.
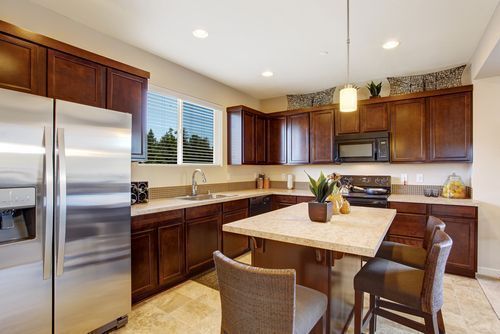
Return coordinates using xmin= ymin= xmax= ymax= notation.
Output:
xmin=213 ymin=251 xmax=328 ymax=334
xmin=353 ymin=229 xmax=452 ymax=334
xmin=376 ymin=216 xmax=446 ymax=269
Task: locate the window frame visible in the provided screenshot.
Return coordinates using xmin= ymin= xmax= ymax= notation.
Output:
xmin=146 ymin=84 xmax=222 ymax=166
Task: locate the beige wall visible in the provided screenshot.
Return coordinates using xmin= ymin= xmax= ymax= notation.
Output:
xmin=472 ymin=76 xmax=500 ymax=277
xmin=0 ymin=0 xmax=263 ymax=188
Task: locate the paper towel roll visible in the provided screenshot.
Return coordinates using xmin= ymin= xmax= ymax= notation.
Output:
xmin=287 ymin=174 xmax=294 ymax=190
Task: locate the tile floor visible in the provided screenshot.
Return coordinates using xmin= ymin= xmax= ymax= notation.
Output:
xmin=117 ymin=253 xmax=500 ymax=334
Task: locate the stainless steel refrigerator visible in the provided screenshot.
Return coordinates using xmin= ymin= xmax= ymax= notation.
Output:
xmin=0 ymin=88 xmax=132 ymax=334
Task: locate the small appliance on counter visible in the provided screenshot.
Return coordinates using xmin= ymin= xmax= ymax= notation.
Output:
xmin=340 ymin=175 xmax=391 ymax=208
xmin=131 ymin=181 xmax=149 ymax=205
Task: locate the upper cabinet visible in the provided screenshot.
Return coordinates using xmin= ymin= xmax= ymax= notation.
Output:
xmin=429 ymin=92 xmax=472 ymax=162
xmin=335 ymin=108 xmax=359 ymax=134
xmin=267 ymin=116 xmax=287 ymax=164
xmin=286 ymin=112 xmax=310 ymax=164
xmin=0 ymin=33 xmax=46 ymax=96
xmin=107 ymin=68 xmax=148 ymax=160
xmin=359 ymin=103 xmax=389 ymax=132
xmin=227 ymin=106 xmax=266 ymax=165
xmin=390 ymin=99 xmax=427 ymax=162
xmin=0 ymin=22 xmax=150 ymax=161
xmin=47 ymin=49 xmax=106 ymax=108
xmin=310 ymin=109 xmax=335 ymax=164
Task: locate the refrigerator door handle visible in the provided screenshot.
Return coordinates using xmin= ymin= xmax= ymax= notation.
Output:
xmin=43 ymin=126 xmax=54 ymax=280
xmin=56 ymin=128 xmax=67 ymax=277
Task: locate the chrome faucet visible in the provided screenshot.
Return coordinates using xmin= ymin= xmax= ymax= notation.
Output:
xmin=191 ymin=169 xmax=207 ymax=196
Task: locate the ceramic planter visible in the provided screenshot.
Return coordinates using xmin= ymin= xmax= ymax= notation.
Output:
xmin=308 ymin=201 xmax=333 ymax=223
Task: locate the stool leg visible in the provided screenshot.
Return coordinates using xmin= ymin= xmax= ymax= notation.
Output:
xmin=424 ymin=312 xmax=439 ymax=334
xmin=369 ymin=294 xmax=377 ymax=334
xmin=437 ymin=309 xmax=445 ymax=334
xmin=354 ymin=290 xmax=364 ymax=334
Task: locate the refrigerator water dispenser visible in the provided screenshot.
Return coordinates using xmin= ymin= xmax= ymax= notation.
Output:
xmin=0 ymin=187 xmax=36 ymax=245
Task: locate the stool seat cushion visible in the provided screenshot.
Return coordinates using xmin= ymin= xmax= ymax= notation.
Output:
xmin=354 ymin=258 xmax=424 ymax=310
xmin=376 ymin=241 xmax=427 ymax=269
xmin=295 ymin=284 xmax=328 ymax=334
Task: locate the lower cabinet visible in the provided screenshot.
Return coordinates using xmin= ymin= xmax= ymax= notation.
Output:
xmin=388 ymin=201 xmax=477 ymax=277
xmin=222 ymin=200 xmax=249 ymax=258
xmin=158 ymin=220 xmax=185 ymax=287
xmin=272 ymin=195 xmax=297 ymax=210
xmin=131 ymin=228 xmax=158 ymax=300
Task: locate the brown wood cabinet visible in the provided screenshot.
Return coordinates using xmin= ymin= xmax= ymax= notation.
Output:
xmin=47 ymin=49 xmax=106 ymax=108
xmin=335 ymin=108 xmax=359 ymax=135
xmin=227 ymin=106 xmax=266 ymax=165
xmin=131 ymin=228 xmax=158 ymax=302
xmin=107 ymin=68 xmax=148 ymax=160
xmin=429 ymin=92 xmax=472 ymax=162
xmin=0 ymin=33 xmax=46 ymax=95
xmin=310 ymin=110 xmax=335 ymax=163
xmin=390 ymin=98 xmax=427 ymax=162
xmin=388 ymin=201 xmax=477 ymax=277
xmin=287 ymin=113 xmax=310 ymax=164
xmin=360 ymin=103 xmax=389 ymax=132
xmin=267 ymin=116 xmax=287 ymax=164
xmin=272 ymin=195 xmax=297 ymax=210
xmin=222 ymin=199 xmax=249 ymax=258
xmin=158 ymin=220 xmax=185 ymax=287
xmin=185 ymin=204 xmax=221 ymax=274
xmin=255 ymin=116 xmax=267 ymax=163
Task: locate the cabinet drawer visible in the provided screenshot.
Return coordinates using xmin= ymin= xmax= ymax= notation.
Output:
xmin=185 ymin=204 xmax=222 ymax=221
xmin=223 ymin=199 xmax=249 ymax=213
xmin=132 ymin=209 xmax=184 ymax=232
xmin=386 ymin=235 xmax=424 ymax=248
xmin=273 ymin=195 xmax=297 ymax=204
xmin=223 ymin=208 xmax=248 ymax=224
xmin=389 ymin=202 xmax=427 ymax=215
xmin=388 ymin=213 xmax=427 ymax=238
xmin=430 ymin=205 xmax=476 ymax=219
xmin=296 ymin=196 xmax=314 ymax=203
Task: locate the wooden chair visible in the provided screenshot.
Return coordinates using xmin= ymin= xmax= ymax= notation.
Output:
xmin=353 ymin=229 xmax=453 ymax=334
xmin=213 ymin=250 xmax=328 ymax=334
xmin=376 ymin=216 xmax=446 ymax=269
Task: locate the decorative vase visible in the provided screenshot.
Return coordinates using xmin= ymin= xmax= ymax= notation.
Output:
xmin=308 ymin=201 xmax=333 ymax=223
xmin=369 ymin=95 xmax=381 ymax=99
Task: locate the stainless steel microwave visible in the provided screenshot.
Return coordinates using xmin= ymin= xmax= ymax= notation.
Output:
xmin=334 ymin=131 xmax=390 ymax=163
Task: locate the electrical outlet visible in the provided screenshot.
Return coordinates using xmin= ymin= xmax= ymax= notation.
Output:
xmin=281 ymin=173 xmax=286 ymax=181
xmin=416 ymin=174 xmax=424 ymax=183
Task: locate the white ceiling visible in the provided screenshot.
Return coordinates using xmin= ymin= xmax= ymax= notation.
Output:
xmin=33 ymin=0 xmax=499 ymax=99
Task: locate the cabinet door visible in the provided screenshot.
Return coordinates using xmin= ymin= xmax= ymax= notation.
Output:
xmin=242 ymin=111 xmax=256 ymax=164
xmin=222 ymin=208 xmax=249 ymax=258
xmin=429 ymin=92 xmax=472 ymax=161
xmin=186 ymin=215 xmax=220 ymax=274
xmin=390 ymin=99 xmax=427 ymax=162
xmin=310 ymin=110 xmax=334 ymax=163
xmin=439 ymin=217 xmax=477 ymax=277
xmin=131 ymin=229 xmax=158 ymax=300
xmin=47 ymin=49 xmax=105 ymax=107
xmin=255 ymin=116 xmax=267 ymax=164
xmin=158 ymin=221 xmax=185 ymax=287
xmin=107 ymin=68 xmax=148 ymax=160
xmin=0 ymin=33 xmax=46 ymax=96
xmin=335 ymin=108 xmax=359 ymax=134
xmin=360 ymin=103 xmax=388 ymax=132
xmin=287 ymin=112 xmax=310 ymax=164
xmin=267 ymin=117 xmax=287 ymax=164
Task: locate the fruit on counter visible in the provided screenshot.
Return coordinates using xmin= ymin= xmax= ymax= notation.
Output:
xmin=340 ymin=200 xmax=351 ymax=214
xmin=442 ymin=173 xmax=467 ymax=199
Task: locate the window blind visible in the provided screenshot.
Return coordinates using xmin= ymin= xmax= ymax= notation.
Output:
xmin=146 ymin=92 xmax=178 ymax=164
xmin=182 ymin=101 xmax=214 ymax=164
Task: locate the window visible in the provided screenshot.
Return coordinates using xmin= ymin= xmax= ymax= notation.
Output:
xmin=145 ymin=87 xmax=221 ymax=165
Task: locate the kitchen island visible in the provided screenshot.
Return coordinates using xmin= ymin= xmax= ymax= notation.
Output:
xmin=223 ymin=203 xmax=396 ymax=334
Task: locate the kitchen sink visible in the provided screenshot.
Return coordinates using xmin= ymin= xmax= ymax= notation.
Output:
xmin=177 ymin=194 xmax=235 ymax=201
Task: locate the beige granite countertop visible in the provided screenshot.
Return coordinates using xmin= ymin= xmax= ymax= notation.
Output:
xmin=388 ymin=194 xmax=478 ymax=207
xmin=131 ymin=188 xmax=313 ymax=216
xmin=222 ymin=203 xmax=396 ymax=257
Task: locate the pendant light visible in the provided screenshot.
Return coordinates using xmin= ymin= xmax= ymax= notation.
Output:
xmin=339 ymin=0 xmax=357 ymax=112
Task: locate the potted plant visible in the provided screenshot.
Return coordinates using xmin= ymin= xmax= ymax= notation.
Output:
xmin=366 ymin=81 xmax=382 ymax=98
xmin=305 ymin=171 xmax=335 ymax=222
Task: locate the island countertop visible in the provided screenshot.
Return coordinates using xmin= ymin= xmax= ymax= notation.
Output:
xmin=223 ymin=203 xmax=396 ymax=257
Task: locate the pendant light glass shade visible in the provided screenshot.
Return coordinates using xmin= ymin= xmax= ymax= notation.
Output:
xmin=339 ymin=85 xmax=357 ymax=112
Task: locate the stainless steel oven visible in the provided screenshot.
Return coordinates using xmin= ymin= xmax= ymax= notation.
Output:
xmin=334 ymin=131 xmax=390 ymax=163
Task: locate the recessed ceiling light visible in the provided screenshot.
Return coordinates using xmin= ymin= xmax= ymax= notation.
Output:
xmin=319 ymin=51 xmax=329 ymax=56
xmin=261 ymin=71 xmax=274 ymax=77
xmin=382 ymin=40 xmax=400 ymax=49
xmin=192 ymin=29 xmax=208 ymax=39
